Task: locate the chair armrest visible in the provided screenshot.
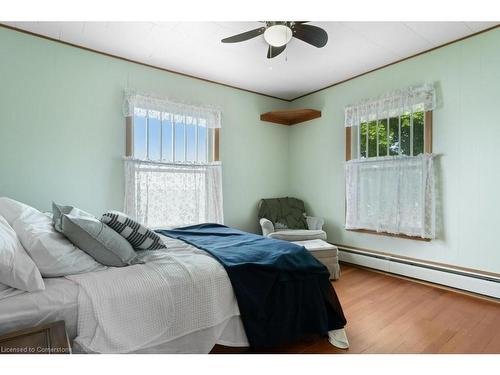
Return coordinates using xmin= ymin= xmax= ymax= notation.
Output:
xmin=259 ymin=218 xmax=275 ymax=237
xmin=306 ymin=216 xmax=324 ymax=230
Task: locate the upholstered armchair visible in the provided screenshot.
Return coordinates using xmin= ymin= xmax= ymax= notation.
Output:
xmin=258 ymin=197 xmax=327 ymax=241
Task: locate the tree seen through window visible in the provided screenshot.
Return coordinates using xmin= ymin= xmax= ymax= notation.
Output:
xmin=359 ymin=111 xmax=425 ymax=158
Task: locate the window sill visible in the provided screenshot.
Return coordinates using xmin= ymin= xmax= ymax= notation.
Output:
xmin=346 ymin=228 xmax=431 ymax=242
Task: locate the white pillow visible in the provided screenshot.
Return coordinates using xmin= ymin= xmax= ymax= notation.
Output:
xmin=0 ymin=215 xmax=45 ymax=292
xmin=1 ymin=198 xmax=106 ymax=277
xmin=0 ymin=197 xmax=34 ymax=226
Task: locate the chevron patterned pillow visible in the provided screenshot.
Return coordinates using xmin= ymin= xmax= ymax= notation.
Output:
xmin=101 ymin=212 xmax=166 ymax=250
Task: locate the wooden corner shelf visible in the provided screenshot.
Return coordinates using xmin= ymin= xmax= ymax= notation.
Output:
xmin=260 ymin=109 xmax=321 ymax=126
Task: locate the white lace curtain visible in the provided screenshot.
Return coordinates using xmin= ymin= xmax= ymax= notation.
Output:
xmin=345 ymin=154 xmax=435 ymax=239
xmin=123 ymin=89 xmax=221 ymax=129
xmin=344 ymin=83 xmax=436 ymax=128
xmin=124 ymin=158 xmax=224 ymax=228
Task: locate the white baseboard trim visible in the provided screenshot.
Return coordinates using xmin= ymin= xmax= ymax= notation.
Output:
xmin=338 ymin=247 xmax=500 ymax=299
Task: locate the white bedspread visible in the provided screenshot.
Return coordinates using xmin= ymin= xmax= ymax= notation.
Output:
xmin=67 ymin=236 xmax=242 ymax=353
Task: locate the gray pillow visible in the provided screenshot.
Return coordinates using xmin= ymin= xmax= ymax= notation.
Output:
xmin=61 ymin=214 xmax=140 ymax=267
xmin=52 ymin=202 xmax=94 ymax=233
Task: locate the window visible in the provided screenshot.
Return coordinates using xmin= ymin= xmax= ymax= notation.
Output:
xmin=123 ymin=91 xmax=223 ymax=228
xmin=352 ymin=111 xmax=431 ymax=160
xmin=344 ymin=84 xmax=436 ymax=239
xmin=126 ymin=108 xmax=219 ymax=163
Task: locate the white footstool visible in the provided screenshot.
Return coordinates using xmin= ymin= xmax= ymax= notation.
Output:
xmin=293 ymin=239 xmax=340 ymax=280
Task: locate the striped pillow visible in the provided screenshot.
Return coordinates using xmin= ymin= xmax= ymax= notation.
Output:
xmin=101 ymin=212 xmax=166 ymax=250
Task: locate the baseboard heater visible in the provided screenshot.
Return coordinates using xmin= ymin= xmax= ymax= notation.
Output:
xmin=336 ymin=245 xmax=500 ymax=300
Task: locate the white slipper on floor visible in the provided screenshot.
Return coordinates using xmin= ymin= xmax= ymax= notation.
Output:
xmin=328 ymin=328 xmax=349 ymax=349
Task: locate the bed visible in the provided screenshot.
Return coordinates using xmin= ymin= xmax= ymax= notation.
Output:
xmin=0 ymin=198 xmax=348 ymax=353
xmin=0 ymin=235 xmax=249 ymax=353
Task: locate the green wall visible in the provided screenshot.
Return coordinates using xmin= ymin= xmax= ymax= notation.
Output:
xmin=288 ymin=28 xmax=500 ymax=273
xmin=0 ymin=27 xmax=289 ymax=233
xmin=2 ymin=25 xmax=499 ymax=273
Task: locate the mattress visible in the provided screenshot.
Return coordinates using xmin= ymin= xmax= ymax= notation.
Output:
xmin=0 ymin=236 xmax=249 ymax=353
xmin=0 ymin=277 xmax=79 ymax=339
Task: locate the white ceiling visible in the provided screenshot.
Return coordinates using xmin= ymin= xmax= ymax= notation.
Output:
xmin=4 ymin=21 xmax=498 ymax=100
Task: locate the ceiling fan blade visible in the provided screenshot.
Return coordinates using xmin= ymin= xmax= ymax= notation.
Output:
xmin=267 ymin=44 xmax=286 ymax=59
xmin=221 ymin=27 xmax=265 ymax=43
xmin=292 ymin=24 xmax=328 ymax=48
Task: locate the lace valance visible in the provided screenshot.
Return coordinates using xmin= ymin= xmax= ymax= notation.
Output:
xmin=123 ymin=89 xmax=221 ymax=128
xmin=344 ymin=83 xmax=436 ymax=128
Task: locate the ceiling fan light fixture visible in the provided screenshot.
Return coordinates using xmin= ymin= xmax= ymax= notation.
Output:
xmin=264 ymin=24 xmax=293 ymax=47
xmin=221 ymin=21 xmax=327 ymax=59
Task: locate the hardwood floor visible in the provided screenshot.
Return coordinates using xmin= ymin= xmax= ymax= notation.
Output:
xmin=211 ymin=263 xmax=500 ymax=354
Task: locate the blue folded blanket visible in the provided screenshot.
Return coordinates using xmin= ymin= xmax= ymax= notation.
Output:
xmin=157 ymin=223 xmax=346 ymax=348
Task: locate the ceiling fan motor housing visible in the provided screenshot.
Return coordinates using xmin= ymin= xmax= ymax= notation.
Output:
xmin=264 ymin=23 xmax=293 ymax=47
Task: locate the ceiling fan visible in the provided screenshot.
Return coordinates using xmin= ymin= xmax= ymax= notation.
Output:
xmin=221 ymin=21 xmax=328 ymax=59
